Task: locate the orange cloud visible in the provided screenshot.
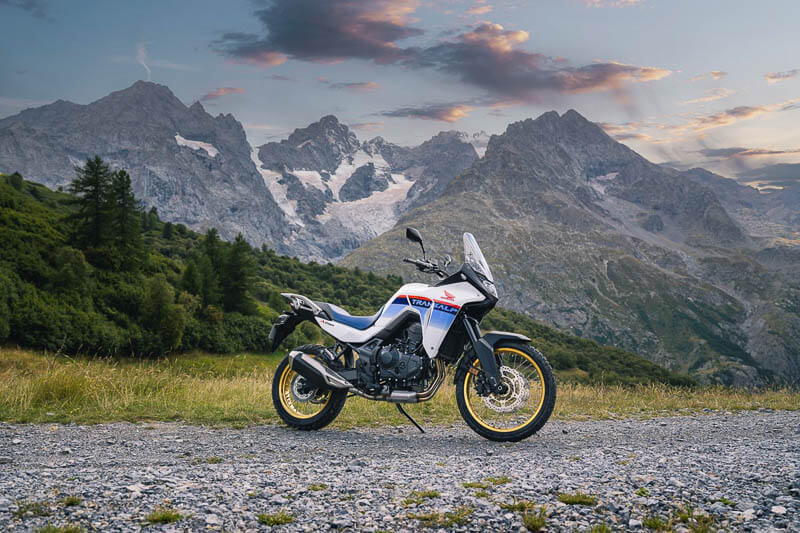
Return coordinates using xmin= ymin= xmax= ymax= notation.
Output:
xmin=765 ymin=69 xmax=799 ymax=84
xmin=467 ymin=4 xmax=493 ymax=15
xmin=201 ymin=87 xmax=246 ymax=100
xmin=675 ymin=98 xmax=799 ymax=132
xmin=679 ymin=88 xmax=734 ymax=105
xmin=381 ymin=103 xmax=473 ymax=122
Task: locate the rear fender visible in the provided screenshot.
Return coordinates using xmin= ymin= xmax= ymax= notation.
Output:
xmin=268 ymin=312 xmax=306 ymax=352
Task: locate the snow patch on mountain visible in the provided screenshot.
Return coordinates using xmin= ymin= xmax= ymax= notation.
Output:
xmin=319 ymin=172 xmax=415 ymax=238
xmin=250 ymin=148 xmax=304 ymax=226
xmin=175 ymin=134 xmax=218 ymax=157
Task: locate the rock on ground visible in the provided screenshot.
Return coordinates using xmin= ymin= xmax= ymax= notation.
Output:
xmin=1 ymin=411 xmax=798 ymax=531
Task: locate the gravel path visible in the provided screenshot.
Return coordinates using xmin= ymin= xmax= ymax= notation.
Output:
xmin=1 ymin=411 xmax=798 ymax=532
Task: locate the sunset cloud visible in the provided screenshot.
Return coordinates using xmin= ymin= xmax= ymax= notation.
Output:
xmin=211 ymin=0 xmax=422 ymax=66
xmin=326 ymin=81 xmax=380 ymax=91
xmin=688 ymin=71 xmax=727 ymax=82
xmin=213 ymin=5 xmax=670 ymax=106
xmin=349 ymin=121 xmax=385 ymax=131
xmin=413 ymin=23 xmax=671 ymax=101
xmin=381 ymin=102 xmax=473 ymax=122
xmin=765 ymin=69 xmax=799 ymax=84
xmin=680 ymin=87 xmax=734 ymax=105
xmin=467 ymin=4 xmax=493 ymax=15
xmin=201 ymin=87 xmax=246 ymax=101
xmin=674 ymin=97 xmax=800 ymax=132
xmin=698 ymin=146 xmax=800 ymax=158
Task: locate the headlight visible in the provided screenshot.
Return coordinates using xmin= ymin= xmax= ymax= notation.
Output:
xmin=482 ymin=279 xmax=498 ymax=297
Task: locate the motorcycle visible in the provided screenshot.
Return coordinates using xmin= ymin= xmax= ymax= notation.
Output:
xmin=268 ymin=228 xmax=556 ymax=442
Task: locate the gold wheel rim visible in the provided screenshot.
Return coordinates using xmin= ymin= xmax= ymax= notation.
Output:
xmin=278 ymin=362 xmax=331 ymax=419
xmin=463 ymin=347 xmax=546 ymax=433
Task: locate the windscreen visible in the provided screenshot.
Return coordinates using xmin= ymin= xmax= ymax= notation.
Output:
xmin=463 ymin=232 xmax=494 ymax=282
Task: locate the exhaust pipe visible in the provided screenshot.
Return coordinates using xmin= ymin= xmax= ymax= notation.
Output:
xmin=289 ymin=351 xmax=351 ymax=390
xmin=349 ymin=360 xmax=446 ymax=403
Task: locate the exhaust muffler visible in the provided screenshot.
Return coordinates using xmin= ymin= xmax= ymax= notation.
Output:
xmin=288 ymin=351 xmax=351 ymax=390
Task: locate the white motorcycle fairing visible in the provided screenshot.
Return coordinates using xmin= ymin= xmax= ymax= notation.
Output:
xmin=313 ymin=281 xmax=485 ymax=357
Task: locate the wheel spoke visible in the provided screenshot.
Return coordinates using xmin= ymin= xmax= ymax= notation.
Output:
xmin=463 ymin=348 xmax=546 ymax=432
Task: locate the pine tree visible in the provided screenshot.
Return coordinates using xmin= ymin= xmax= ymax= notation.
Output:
xmin=202 ymin=228 xmax=224 ymax=274
xmin=9 ymin=172 xmax=23 ymax=190
xmin=67 ymin=156 xmax=112 ymax=248
xmin=107 ymin=170 xmax=142 ymax=269
xmin=196 ymin=254 xmax=222 ymax=307
xmin=181 ymin=260 xmax=203 ymax=296
xmin=223 ymin=234 xmax=256 ymax=314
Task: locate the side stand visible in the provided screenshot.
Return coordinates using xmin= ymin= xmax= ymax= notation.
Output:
xmin=395 ymin=404 xmax=425 ymax=433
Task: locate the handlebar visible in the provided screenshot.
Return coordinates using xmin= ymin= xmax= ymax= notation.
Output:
xmin=403 ymin=257 xmax=447 ymax=278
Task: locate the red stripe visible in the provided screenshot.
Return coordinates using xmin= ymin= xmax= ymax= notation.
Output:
xmin=434 ymin=299 xmax=461 ymax=309
xmin=408 ymin=295 xmax=433 ymax=301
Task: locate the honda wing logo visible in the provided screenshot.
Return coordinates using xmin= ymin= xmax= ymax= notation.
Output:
xmin=442 ymin=290 xmax=456 ymax=302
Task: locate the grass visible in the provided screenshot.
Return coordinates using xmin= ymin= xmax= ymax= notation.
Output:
xmin=474 ymin=490 xmax=490 ymax=498
xmin=636 ymin=487 xmax=650 ymax=497
xmin=60 ymin=496 xmax=82 ymax=507
xmin=485 ymin=475 xmax=512 ymax=485
xmin=557 ymin=492 xmax=597 ymax=506
xmin=717 ymin=497 xmax=736 ymax=507
xmin=590 ymin=524 xmax=612 ymax=533
xmin=522 ymin=506 xmax=547 ymax=531
xmin=462 ymin=481 xmax=490 ymax=489
xmin=35 ymin=525 xmax=83 ymax=533
xmin=1 ymin=348 xmax=799 ymax=428
xmin=408 ymin=506 xmax=473 ymax=527
xmin=13 ymin=500 xmax=50 ymax=519
xmin=308 ymin=483 xmax=327 ymax=491
xmin=145 ymin=506 xmax=183 ymax=524
xmin=403 ymin=490 xmax=440 ymax=506
xmin=643 ymin=515 xmax=670 ymax=530
xmin=499 ymin=500 xmax=535 ymax=512
xmin=257 ymin=510 xmax=294 ymax=525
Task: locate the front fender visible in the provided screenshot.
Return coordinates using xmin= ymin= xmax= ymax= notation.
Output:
xmin=482 ymin=331 xmax=531 ymax=346
xmin=455 ymin=330 xmax=532 ymax=383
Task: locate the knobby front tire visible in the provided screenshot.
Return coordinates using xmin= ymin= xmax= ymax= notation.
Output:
xmin=455 ymin=342 xmax=556 ymax=442
xmin=272 ymin=355 xmax=347 ymax=431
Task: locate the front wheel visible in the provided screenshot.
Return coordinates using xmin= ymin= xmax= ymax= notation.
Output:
xmin=272 ymin=355 xmax=347 ymax=430
xmin=455 ymin=342 xmax=556 ymax=442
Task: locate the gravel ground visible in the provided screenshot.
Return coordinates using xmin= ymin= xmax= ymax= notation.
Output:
xmin=1 ymin=410 xmax=798 ymax=532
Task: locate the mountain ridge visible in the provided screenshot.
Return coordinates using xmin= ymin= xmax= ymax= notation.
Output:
xmin=344 ymin=110 xmax=800 ymax=385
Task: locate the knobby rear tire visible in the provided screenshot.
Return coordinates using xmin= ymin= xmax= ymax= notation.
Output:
xmin=272 ymin=355 xmax=347 ymax=431
xmin=455 ymin=341 xmax=556 ymax=442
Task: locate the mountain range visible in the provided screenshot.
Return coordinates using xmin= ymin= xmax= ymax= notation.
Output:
xmin=345 ymin=111 xmax=800 ymax=385
xmin=1 ymin=81 xmax=798 ymax=384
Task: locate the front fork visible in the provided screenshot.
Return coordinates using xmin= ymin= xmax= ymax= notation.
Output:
xmin=462 ymin=316 xmax=507 ymax=395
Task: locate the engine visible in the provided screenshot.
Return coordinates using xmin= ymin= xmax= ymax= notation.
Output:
xmin=356 ymin=322 xmax=430 ymax=392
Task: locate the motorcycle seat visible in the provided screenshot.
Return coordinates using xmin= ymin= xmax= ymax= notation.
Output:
xmin=315 ymin=301 xmax=383 ymax=330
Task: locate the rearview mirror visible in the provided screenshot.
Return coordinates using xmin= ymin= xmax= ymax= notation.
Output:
xmin=405 ymin=227 xmax=425 ymax=258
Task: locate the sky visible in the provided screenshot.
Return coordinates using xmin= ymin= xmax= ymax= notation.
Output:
xmin=1 ymin=0 xmax=799 ymax=184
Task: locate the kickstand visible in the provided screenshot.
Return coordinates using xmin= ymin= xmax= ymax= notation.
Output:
xmin=395 ymin=404 xmax=425 ymax=434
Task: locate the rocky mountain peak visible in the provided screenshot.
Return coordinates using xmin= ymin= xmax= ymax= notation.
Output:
xmin=286 ymin=115 xmax=359 ymax=153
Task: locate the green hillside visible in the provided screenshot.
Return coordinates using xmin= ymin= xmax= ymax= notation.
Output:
xmin=0 ymin=165 xmax=692 ymax=385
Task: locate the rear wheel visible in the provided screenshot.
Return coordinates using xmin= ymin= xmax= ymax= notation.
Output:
xmin=455 ymin=342 xmax=556 ymax=442
xmin=272 ymin=355 xmax=347 ymax=430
